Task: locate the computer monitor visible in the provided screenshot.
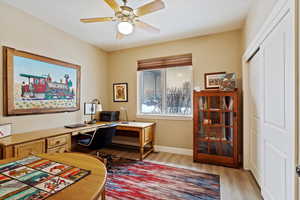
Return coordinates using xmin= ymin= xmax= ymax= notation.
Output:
xmin=84 ymin=103 xmax=96 ymax=115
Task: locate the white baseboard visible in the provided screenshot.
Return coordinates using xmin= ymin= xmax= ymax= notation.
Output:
xmin=154 ymin=145 xmax=193 ymax=156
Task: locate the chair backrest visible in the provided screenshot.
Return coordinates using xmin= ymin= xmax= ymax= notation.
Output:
xmin=89 ymin=123 xmax=117 ymax=149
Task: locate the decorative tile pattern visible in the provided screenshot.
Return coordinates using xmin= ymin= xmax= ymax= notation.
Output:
xmin=0 ymin=156 xmax=90 ymax=200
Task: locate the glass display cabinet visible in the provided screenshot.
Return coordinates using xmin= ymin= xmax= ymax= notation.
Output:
xmin=193 ymin=90 xmax=240 ymax=168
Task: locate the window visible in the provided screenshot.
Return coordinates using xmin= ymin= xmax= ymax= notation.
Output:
xmin=139 ymin=66 xmax=192 ymax=116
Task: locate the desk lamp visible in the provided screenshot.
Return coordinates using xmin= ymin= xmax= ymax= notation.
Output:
xmin=120 ymin=106 xmax=129 ymax=124
xmin=85 ymin=99 xmax=103 ymax=124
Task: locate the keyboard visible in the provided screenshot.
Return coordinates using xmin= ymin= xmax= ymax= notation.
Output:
xmin=64 ymin=123 xmax=87 ymax=129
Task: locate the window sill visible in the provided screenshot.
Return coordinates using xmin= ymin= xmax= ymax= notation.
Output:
xmin=136 ymin=114 xmax=193 ymax=121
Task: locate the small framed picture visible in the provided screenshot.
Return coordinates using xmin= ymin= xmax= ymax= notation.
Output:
xmin=220 ymin=73 xmax=237 ymax=91
xmin=0 ymin=123 xmax=12 ymax=138
xmin=113 ymin=83 xmax=128 ymax=102
xmin=204 ymin=72 xmax=226 ymax=89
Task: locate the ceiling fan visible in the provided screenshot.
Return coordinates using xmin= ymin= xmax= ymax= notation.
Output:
xmin=80 ymin=0 xmax=165 ymax=39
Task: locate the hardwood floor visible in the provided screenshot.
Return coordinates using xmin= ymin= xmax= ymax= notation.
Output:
xmin=97 ymin=148 xmax=262 ymax=200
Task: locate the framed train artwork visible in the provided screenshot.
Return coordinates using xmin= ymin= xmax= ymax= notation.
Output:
xmin=3 ymin=47 xmax=81 ymax=115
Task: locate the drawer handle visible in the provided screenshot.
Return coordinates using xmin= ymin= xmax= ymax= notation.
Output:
xmin=55 ymin=141 xmax=60 ymax=145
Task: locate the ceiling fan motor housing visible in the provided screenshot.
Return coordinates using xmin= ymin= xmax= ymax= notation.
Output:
xmin=116 ymin=6 xmax=137 ymax=23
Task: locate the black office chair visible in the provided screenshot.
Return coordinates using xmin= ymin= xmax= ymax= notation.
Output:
xmin=77 ymin=123 xmax=117 ymax=150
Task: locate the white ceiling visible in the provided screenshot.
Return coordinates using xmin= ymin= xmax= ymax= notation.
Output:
xmin=1 ymin=0 xmax=252 ymax=51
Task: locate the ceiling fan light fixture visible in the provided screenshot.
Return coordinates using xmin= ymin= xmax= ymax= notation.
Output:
xmin=117 ymin=21 xmax=134 ymax=35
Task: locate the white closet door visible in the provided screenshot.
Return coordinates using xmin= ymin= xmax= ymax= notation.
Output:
xmin=261 ymin=12 xmax=295 ymax=200
xmin=248 ymin=49 xmax=263 ymax=186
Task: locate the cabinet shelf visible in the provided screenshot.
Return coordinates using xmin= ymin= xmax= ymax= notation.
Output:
xmin=202 ymin=124 xmax=233 ymax=128
xmin=193 ymin=90 xmax=240 ymax=168
xmin=198 ymin=137 xmax=232 ymax=144
xmin=200 ymin=109 xmax=234 ymax=112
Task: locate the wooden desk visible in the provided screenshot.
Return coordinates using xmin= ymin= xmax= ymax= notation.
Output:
xmin=0 ymin=153 xmax=107 ymax=200
xmin=0 ymin=122 xmax=110 ymax=159
xmin=114 ymin=122 xmax=155 ymax=160
xmin=0 ymin=121 xmax=155 ymax=161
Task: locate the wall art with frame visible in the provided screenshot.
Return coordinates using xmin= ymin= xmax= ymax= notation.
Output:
xmin=3 ymin=47 xmax=81 ymax=116
xmin=113 ymin=83 xmax=128 ymax=102
xmin=204 ymin=72 xmax=226 ymax=89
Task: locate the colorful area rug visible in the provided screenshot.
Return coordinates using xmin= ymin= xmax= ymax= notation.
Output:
xmin=105 ymin=157 xmax=220 ymax=200
xmin=0 ymin=156 xmax=90 ymax=200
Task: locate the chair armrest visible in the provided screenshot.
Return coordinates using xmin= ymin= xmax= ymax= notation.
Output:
xmin=76 ymin=133 xmax=93 ymax=141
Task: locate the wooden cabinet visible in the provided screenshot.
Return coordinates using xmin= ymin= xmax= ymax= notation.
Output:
xmin=0 ymin=134 xmax=71 ymax=159
xmin=14 ymin=140 xmax=45 ymax=158
xmin=47 ymin=135 xmax=71 ymax=153
xmin=193 ymin=90 xmax=240 ymax=168
xmin=47 ymin=144 xmax=69 ymax=153
xmin=47 ymin=135 xmax=69 ymax=148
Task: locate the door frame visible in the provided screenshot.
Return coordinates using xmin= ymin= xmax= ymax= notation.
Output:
xmin=242 ymin=0 xmax=298 ymax=199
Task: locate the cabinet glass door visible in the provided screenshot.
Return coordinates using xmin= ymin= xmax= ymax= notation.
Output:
xmin=197 ymin=95 xmax=234 ymax=157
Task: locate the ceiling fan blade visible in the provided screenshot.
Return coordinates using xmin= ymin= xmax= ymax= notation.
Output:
xmin=103 ymin=0 xmax=120 ymax=12
xmin=135 ymin=20 xmax=160 ymax=33
xmin=116 ymin=31 xmax=125 ymax=40
xmin=80 ymin=17 xmax=113 ymax=23
xmin=134 ymin=0 xmax=165 ymax=17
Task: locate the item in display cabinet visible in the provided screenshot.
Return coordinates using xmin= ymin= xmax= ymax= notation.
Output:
xmin=199 ymin=97 xmax=207 ymax=110
xmin=194 ymin=86 xmax=201 ymax=92
xmin=220 ymin=73 xmax=236 ymax=91
xmin=203 ymin=119 xmax=212 ymax=125
xmin=223 ymin=96 xmax=233 ymax=110
xmin=210 ymin=113 xmax=220 ymax=124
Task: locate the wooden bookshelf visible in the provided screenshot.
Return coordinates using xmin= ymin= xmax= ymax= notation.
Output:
xmin=193 ymin=90 xmax=240 ymax=168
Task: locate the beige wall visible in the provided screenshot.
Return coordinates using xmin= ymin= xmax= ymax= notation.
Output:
xmin=107 ymin=30 xmax=243 ymax=149
xmin=244 ymin=0 xmax=279 ymax=47
xmin=0 ymin=2 xmax=244 ymax=150
xmin=0 ymin=2 xmax=108 ymax=133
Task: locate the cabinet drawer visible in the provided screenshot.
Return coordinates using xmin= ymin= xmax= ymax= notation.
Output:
xmin=47 ymin=144 xmax=69 ymax=154
xmin=14 ymin=140 xmax=45 ymax=158
xmin=47 ymin=135 xmax=70 ymax=148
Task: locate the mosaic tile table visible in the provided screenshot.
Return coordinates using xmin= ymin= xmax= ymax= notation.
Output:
xmin=0 ymin=153 xmax=107 ymax=200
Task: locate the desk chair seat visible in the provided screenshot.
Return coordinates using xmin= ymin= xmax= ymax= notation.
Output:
xmin=77 ymin=123 xmax=117 ymax=150
xmin=78 ymin=138 xmax=90 ymax=145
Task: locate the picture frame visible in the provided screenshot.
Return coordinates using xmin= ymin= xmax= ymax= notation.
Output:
xmin=204 ymin=72 xmax=226 ymax=89
xmin=113 ymin=83 xmax=128 ymax=102
xmin=3 ymin=47 xmax=81 ymax=116
xmin=220 ymin=73 xmax=237 ymax=91
xmin=0 ymin=123 xmax=12 ymax=138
